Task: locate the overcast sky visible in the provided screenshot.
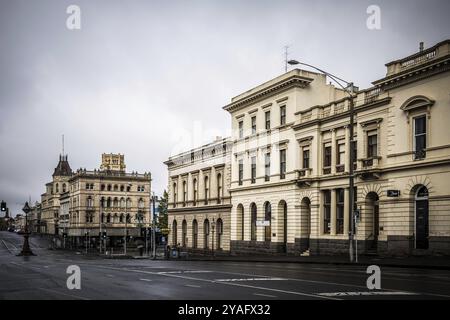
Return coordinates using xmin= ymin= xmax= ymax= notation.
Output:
xmin=0 ymin=0 xmax=449 ymax=216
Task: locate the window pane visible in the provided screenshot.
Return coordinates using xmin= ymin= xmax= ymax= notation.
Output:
xmin=415 ymin=116 xmax=426 ymax=135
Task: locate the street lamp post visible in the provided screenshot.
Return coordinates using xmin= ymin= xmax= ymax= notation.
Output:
xmin=288 ymin=60 xmax=357 ymax=262
xmin=124 ymin=183 xmax=132 ymax=255
xmin=17 ymin=202 xmax=35 ymax=256
xmin=151 ymin=193 xmax=157 ymax=260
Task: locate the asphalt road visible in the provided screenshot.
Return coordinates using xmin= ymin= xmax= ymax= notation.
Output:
xmin=1 ymin=231 xmax=450 ymax=300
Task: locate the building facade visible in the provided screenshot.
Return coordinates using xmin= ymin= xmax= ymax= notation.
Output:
xmin=39 ymin=153 xmax=152 ymax=249
xmin=165 ymin=137 xmax=233 ymax=253
xmin=220 ymin=39 xmax=450 ymax=256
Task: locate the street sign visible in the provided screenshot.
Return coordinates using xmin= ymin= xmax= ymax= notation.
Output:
xmin=256 ymin=220 xmax=270 ymax=227
xmin=387 ymin=190 xmax=400 ymax=197
xmin=354 ymin=210 xmax=361 ymax=222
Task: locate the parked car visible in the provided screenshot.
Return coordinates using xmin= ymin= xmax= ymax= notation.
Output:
xmin=8 ymin=227 xmax=14 ymax=232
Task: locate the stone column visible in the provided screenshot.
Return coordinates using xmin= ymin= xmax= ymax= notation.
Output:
xmin=330 ymin=189 xmax=337 ymax=235
xmin=210 ymin=166 xmax=217 ymax=204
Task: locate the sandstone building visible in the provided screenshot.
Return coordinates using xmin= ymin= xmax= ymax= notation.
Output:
xmin=165 ymin=137 xmax=232 ymax=253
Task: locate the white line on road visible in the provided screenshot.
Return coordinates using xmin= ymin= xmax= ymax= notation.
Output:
xmin=185 ymin=284 xmax=201 ymax=288
xmin=215 ymin=277 xmax=286 ymax=282
xmin=140 ymin=278 xmax=153 ymax=282
xmin=97 ymin=266 xmax=341 ymax=300
xmin=253 ymin=293 xmax=277 ymax=298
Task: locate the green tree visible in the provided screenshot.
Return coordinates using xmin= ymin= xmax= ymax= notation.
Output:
xmin=157 ymin=190 xmax=168 ymax=231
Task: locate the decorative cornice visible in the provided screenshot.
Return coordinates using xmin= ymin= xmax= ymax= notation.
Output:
xmin=223 ymin=74 xmax=313 ymax=113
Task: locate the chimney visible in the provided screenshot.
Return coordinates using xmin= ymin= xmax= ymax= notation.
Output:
xmin=419 ymin=41 xmax=424 ymax=52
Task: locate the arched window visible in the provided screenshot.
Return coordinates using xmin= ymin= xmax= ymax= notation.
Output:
xmin=204 ymin=176 xmax=209 ymax=205
xmin=173 ymin=183 xmax=177 ymax=208
xmin=172 ymin=220 xmax=178 ymax=245
xmin=120 ymin=197 xmax=125 ymax=208
xmin=62 ymin=183 xmax=66 ymax=193
xmin=264 ymin=202 xmax=271 ymax=242
xmin=193 ymin=179 xmax=198 ymax=206
xmin=182 ymin=220 xmax=187 ymax=247
xmin=120 ymin=185 xmax=124 ymax=192
xmin=217 ymin=173 xmax=222 ymax=204
xmin=126 ymin=198 xmax=132 ymax=208
xmin=250 ymin=203 xmax=257 ymax=241
xmin=204 ymin=219 xmax=210 ymax=249
xmin=126 ymin=214 xmax=131 ymax=224
xmin=107 ymin=184 xmax=112 ymax=191
xmin=113 ymin=184 xmax=118 ymax=191
xmin=119 ymin=213 xmax=124 ymax=223
xmin=138 ymin=198 xmax=144 ymax=209
xmin=87 ymin=196 xmax=93 ymax=208
xmin=113 ymin=197 xmax=118 ymax=208
xmin=56 ymin=183 xmax=59 ymax=193
xmin=192 ymin=219 xmax=198 ymax=249
xmin=106 ymin=214 xmax=111 ymax=223
xmin=101 ymin=184 xmax=105 ymax=191
xmin=216 ymin=218 xmax=223 ymax=250
xmin=107 ymin=197 xmax=111 ymax=208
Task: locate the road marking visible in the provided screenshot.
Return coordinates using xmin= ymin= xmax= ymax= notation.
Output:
xmin=106 ymin=274 xmax=115 ymax=277
xmin=185 ymin=284 xmax=201 ymax=288
xmin=98 ymin=266 xmax=341 ymax=300
xmin=318 ymin=291 xmax=419 ymax=296
xmin=215 ymin=277 xmax=286 ymax=282
xmin=140 ymin=278 xmax=153 ymax=282
xmin=158 ymin=270 xmax=212 ymax=274
xmin=253 ymin=293 xmax=277 ymax=298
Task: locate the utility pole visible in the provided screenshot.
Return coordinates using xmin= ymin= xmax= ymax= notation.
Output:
xmin=152 ymin=193 xmax=157 ymax=259
xmin=348 ymin=85 xmax=355 ymax=263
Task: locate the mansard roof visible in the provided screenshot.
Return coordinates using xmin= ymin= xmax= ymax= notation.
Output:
xmin=52 ymin=155 xmax=73 ymax=177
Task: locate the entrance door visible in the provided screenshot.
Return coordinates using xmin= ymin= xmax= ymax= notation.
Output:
xmin=415 ymin=199 xmax=429 ymax=249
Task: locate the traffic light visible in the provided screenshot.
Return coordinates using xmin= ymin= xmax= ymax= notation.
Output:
xmin=1 ymin=201 xmax=6 ymax=212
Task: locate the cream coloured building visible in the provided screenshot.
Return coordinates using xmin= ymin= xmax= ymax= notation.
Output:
xmin=165 ymin=137 xmax=232 ymax=253
xmin=40 ymin=153 xmax=152 ymax=249
xmin=222 ymin=39 xmax=450 ymax=256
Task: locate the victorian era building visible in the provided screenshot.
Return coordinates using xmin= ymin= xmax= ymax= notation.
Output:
xmin=40 ymin=153 xmax=152 ymax=249
xmin=166 ymin=39 xmax=450 ymax=257
xmin=223 ymin=39 xmax=450 ymax=256
xmin=165 ymin=137 xmax=232 ymax=253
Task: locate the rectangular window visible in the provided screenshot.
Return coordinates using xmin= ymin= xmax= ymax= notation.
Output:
xmin=323 ymin=190 xmax=331 ymax=234
xmin=238 ymin=160 xmax=243 ymax=186
xmin=251 ymin=116 xmax=256 ymax=134
xmin=265 ymin=153 xmax=270 ymax=181
xmin=280 ymin=149 xmax=286 ymax=179
xmin=265 ymin=111 xmax=271 ymax=130
xmin=238 ymin=121 xmax=243 ymax=139
xmin=367 ymin=132 xmax=378 ymax=158
xmin=280 ymin=106 xmax=286 ymax=125
xmin=323 ymin=143 xmax=332 ymax=168
xmin=251 ymin=156 xmax=256 ymax=184
xmin=337 ymin=142 xmax=345 ymax=165
xmin=414 ymin=115 xmax=426 ymax=159
xmin=303 ymin=149 xmax=310 ymax=169
xmin=336 ymin=189 xmax=344 ymax=234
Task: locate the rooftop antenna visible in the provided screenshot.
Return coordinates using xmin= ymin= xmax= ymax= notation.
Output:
xmin=62 ymin=134 xmax=65 ymax=156
xmin=284 ymin=45 xmax=290 ymax=73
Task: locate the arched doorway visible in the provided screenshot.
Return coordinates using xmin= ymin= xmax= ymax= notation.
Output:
xmin=172 ymin=220 xmax=177 ymax=246
xmin=182 ymin=219 xmax=187 ymax=247
xmin=192 ymin=219 xmax=198 ymax=249
xmin=300 ymin=198 xmax=311 ymax=251
xmin=236 ymin=204 xmax=244 ymax=240
xmin=216 ymin=218 xmax=223 ymax=250
xmin=415 ymin=186 xmax=429 ymax=249
xmin=204 ymin=219 xmax=210 ymax=249
xmin=365 ymin=192 xmax=379 ymax=251
xmin=278 ymin=200 xmax=287 ymax=253
xmin=264 ymin=202 xmax=272 ymax=242
xmin=250 ymin=203 xmax=257 ymax=241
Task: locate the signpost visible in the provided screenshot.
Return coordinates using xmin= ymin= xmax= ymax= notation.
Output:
xmin=256 ymin=220 xmax=270 ymax=227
